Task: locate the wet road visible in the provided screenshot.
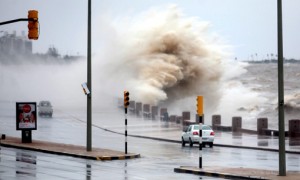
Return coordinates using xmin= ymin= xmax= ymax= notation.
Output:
xmin=1 ymin=101 xmax=300 ymax=179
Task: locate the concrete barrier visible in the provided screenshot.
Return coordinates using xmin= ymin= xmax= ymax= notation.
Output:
xmin=160 ymin=108 xmax=168 ymax=121
xmin=182 ymin=111 xmax=190 ymax=121
xmin=135 ymin=102 xmax=142 ymax=117
xmin=128 ymin=100 xmax=135 ymax=114
xmin=143 ymin=104 xmax=151 ymax=119
xmin=289 ymin=119 xmax=300 ymax=138
xmin=232 ymin=117 xmax=242 ymax=132
xmin=257 ymin=118 xmax=268 ymax=135
xmin=289 ymin=119 xmax=300 ymax=146
xmin=151 ymin=106 xmax=158 ymax=120
xmin=169 ymin=115 xmax=176 ymax=122
xmin=176 ymin=116 xmax=182 ymax=124
xmin=212 ymin=115 xmax=221 ymax=130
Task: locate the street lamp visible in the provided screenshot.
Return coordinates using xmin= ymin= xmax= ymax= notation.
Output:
xmin=277 ymin=0 xmax=286 ymax=176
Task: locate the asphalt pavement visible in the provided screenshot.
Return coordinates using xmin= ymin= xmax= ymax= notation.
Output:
xmin=1 ymin=102 xmax=300 ymax=179
xmin=1 ymin=127 xmax=300 ymax=179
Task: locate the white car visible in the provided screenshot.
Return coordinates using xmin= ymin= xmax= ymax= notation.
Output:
xmin=38 ymin=101 xmax=53 ymax=117
xmin=181 ymin=124 xmax=215 ymax=148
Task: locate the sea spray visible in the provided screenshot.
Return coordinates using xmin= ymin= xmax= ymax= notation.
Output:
xmin=100 ymin=6 xmax=232 ymax=113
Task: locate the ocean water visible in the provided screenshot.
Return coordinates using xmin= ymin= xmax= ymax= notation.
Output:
xmin=236 ymin=62 xmax=300 ymax=130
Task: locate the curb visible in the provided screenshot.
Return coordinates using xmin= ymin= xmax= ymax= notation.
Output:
xmin=0 ymin=140 xmax=141 ymax=161
xmin=97 ymin=126 xmax=300 ymax=154
xmin=174 ymin=167 xmax=269 ymax=180
xmin=98 ymin=154 xmax=141 ymax=161
xmin=127 ymin=134 xmax=300 ymax=154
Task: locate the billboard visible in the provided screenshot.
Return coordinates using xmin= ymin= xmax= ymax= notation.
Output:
xmin=16 ymin=102 xmax=37 ymax=130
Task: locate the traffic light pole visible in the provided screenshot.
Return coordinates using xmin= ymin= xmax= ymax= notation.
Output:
xmin=199 ymin=115 xmax=203 ymax=168
xmin=123 ymin=91 xmax=130 ymax=154
xmin=125 ymin=107 xmax=128 ymax=154
xmin=0 ymin=18 xmax=36 ymax=26
xmin=197 ymin=96 xmax=204 ymax=169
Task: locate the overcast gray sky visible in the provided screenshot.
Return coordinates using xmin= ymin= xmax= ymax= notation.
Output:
xmin=1 ymin=0 xmax=299 ymax=60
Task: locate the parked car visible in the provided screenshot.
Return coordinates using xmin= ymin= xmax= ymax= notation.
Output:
xmin=181 ymin=124 xmax=215 ymax=148
xmin=38 ymin=101 xmax=53 ymax=117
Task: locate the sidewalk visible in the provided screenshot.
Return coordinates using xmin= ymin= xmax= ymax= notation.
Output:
xmin=174 ymin=166 xmax=300 ymax=180
xmin=0 ymin=136 xmax=140 ymax=161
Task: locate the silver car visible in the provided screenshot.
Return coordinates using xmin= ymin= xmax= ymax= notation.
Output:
xmin=181 ymin=124 xmax=215 ymax=148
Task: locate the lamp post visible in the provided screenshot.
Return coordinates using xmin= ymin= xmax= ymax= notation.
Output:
xmin=86 ymin=0 xmax=92 ymax=151
xmin=277 ymin=0 xmax=286 ymax=176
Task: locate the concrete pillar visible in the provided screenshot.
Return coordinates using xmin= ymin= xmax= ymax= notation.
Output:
xmin=160 ymin=108 xmax=167 ymax=121
xmin=232 ymin=116 xmax=242 ymax=132
xmin=212 ymin=115 xmax=221 ymax=130
xmin=143 ymin=104 xmax=150 ymax=119
xmin=151 ymin=106 xmax=158 ymax=120
xmin=289 ymin=119 xmax=300 ymax=146
xmin=182 ymin=111 xmax=190 ymax=121
xmin=135 ymin=102 xmax=142 ymax=117
xmin=129 ymin=100 xmax=135 ymax=114
xmin=257 ymin=118 xmax=268 ymax=135
xmin=169 ymin=115 xmax=176 ymax=122
xmin=289 ymin=119 xmax=300 ymax=138
xmin=176 ymin=116 xmax=182 ymax=124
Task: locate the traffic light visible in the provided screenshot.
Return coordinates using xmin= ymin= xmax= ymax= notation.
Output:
xmin=124 ymin=91 xmax=130 ymax=108
xmin=28 ymin=10 xmax=39 ymax=40
xmin=197 ymin=96 xmax=203 ymax=115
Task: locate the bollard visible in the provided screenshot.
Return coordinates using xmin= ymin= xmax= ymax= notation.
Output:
xmin=151 ymin=106 xmax=158 ymax=120
xmin=169 ymin=115 xmax=176 ymax=122
xmin=143 ymin=104 xmax=151 ymax=119
xmin=176 ymin=116 xmax=182 ymax=124
xmin=289 ymin=119 xmax=300 ymax=146
xmin=135 ymin=102 xmax=142 ymax=117
xmin=163 ymin=112 xmax=169 ymax=121
xmin=160 ymin=108 xmax=167 ymax=121
xmin=129 ymin=100 xmax=135 ymax=114
xmin=232 ymin=116 xmax=242 ymax=132
xmin=0 ymin=134 xmax=6 ymax=151
xmin=182 ymin=111 xmax=190 ymax=121
xmin=257 ymin=118 xmax=268 ymax=135
xmin=212 ymin=115 xmax=221 ymax=130
xmin=289 ymin=119 xmax=300 ymax=138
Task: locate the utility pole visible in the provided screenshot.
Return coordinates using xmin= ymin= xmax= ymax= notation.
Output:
xmin=277 ymin=0 xmax=286 ymax=176
xmin=86 ymin=0 xmax=92 ymax=151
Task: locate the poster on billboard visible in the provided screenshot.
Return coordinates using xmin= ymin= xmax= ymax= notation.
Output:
xmin=16 ymin=102 xmax=37 ymax=130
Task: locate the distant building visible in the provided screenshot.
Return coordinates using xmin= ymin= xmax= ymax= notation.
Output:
xmin=0 ymin=31 xmax=83 ymax=64
xmin=0 ymin=31 xmax=32 ymax=56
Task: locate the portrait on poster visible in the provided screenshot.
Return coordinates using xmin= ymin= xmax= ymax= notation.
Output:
xmin=16 ymin=102 xmax=37 ymax=130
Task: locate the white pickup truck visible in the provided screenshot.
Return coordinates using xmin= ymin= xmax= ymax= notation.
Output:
xmin=38 ymin=101 xmax=53 ymax=117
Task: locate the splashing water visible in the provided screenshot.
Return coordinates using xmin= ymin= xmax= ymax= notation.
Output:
xmin=101 ymin=6 xmax=238 ymax=113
